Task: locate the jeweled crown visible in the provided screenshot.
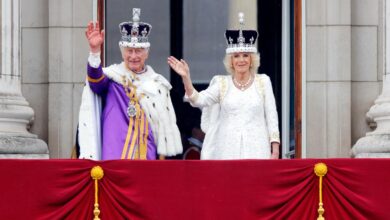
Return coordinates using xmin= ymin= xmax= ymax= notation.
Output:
xmin=225 ymin=12 xmax=258 ymax=54
xmin=119 ymin=8 xmax=152 ymax=48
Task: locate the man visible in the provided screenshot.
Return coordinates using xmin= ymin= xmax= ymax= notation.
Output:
xmin=78 ymin=8 xmax=182 ymax=160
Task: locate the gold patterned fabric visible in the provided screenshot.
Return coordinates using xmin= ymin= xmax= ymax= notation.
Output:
xmin=120 ymin=78 xmax=149 ymax=160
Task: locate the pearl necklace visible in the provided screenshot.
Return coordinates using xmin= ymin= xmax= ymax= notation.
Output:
xmin=233 ymin=75 xmax=253 ymax=91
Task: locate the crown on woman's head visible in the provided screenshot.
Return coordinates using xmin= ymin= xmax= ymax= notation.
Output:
xmin=119 ymin=8 xmax=152 ymax=48
xmin=225 ymin=12 xmax=258 ymax=54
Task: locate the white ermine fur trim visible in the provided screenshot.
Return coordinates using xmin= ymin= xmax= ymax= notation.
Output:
xmin=78 ymin=81 xmax=102 ymax=160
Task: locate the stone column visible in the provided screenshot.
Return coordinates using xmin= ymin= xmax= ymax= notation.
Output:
xmin=352 ymin=0 xmax=390 ymax=158
xmin=0 ymin=0 xmax=48 ymax=158
xmin=306 ymin=1 xmax=352 ymax=158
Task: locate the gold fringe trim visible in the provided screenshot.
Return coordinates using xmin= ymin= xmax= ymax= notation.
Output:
xmin=314 ymin=163 xmax=328 ymax=220
xmin=91 ymin=166 xmax=104 ymax=220
xmin=87 ymin=74 xmax=105 ymax=83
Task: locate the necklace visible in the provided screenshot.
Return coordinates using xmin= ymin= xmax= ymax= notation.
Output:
xmin=233 ymin=75 xmax=253 ymax=91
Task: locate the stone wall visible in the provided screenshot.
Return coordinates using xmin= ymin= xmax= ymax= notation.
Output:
xmin=47 ymin=0 xmax=91 ymax=158
xmin=20 ymin=0 xmax=49 ymax=144
xmin=20 ymin=0 xmax=91 ymax=158
xmin=351 ymin=0 xmax=383 ymax=146
xmin=305 ymin=0 xmax=383 ymax=157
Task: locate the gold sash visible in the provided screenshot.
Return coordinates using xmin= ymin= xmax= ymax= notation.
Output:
xmin=121 ymin=77 xmax=148 ymax=160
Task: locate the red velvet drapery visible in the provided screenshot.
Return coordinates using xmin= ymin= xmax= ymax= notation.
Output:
xmin=0 ymin=159 xmax=389 ymax=219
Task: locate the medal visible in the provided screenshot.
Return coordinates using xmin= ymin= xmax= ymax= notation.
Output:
xmin=123 ymin=76 xmax=141 ymax=118
xmin=127 ymin=102 xmax=137 ymax=118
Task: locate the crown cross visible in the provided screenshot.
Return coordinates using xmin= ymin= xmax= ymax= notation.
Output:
xmin=238 ymin=31 xmax=245 ymax=45
xmin=237 ymin=12 xmax=245 ymax=46
xmin=121 ymin=27 xmax=128 ymax=35
xmin=132 ymin=8 xmax=140 ymax=22
xmin=238 ymin=12 xmax=244 ymax=25
xmin=141 ymin=27 xmax=148 ymax=37
xmin=131 ymin=23 xmax=139 ymax=42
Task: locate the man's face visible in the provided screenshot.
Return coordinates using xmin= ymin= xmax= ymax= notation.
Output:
xmin=121 ymin=47 xmax=149 ymax=73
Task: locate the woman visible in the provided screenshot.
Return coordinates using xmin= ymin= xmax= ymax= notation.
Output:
xmin=168 ymin=13 xmax=280 ymax=159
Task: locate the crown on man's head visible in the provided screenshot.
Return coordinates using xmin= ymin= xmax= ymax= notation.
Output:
xmin=119 ymin=8 xmax=152 ymax=48
xmin=225 ymin=12 xmax=258 ymax=54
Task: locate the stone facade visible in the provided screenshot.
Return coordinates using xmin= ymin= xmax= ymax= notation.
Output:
xmin=352 ymin=0 xmax=390 ymax=157
xmin=0 ymin=0 xmax=48 ymax=158
xmin=306 ymin=0 xmax=384 ymax=157
xmin=20 ymin=0 xmax=91 ymax=158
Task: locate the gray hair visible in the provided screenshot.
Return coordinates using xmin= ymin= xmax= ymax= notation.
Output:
xmin=119 ymin=46 xmax=150 ymax=54
xmin=223 ymin=52 xmax=260 ymax=75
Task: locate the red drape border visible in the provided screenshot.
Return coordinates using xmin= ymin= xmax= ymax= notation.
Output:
xmin=0 ymin=159 xmax=389 ymax=219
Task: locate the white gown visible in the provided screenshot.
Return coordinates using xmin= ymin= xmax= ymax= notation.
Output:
xmin=187 ymin=74 xmax=280 ymax=159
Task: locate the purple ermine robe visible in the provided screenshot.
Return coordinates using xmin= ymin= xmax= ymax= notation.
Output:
xmin=87 ymin=64 xmax=157 ymax=160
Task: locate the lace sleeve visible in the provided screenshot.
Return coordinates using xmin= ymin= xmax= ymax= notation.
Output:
xmin=263 ymin=75 xmax=280 ymax=143
xmin=184 ymin=75 xmax=221 ymax=108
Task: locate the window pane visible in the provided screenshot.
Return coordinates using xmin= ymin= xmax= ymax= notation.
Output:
xmin=183 ymin=0 xmax=229 ymax=84
xmin=183 ymin=1 xmax=257 ymax=83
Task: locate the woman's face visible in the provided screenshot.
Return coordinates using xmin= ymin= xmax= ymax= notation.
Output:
xmin=231 ymin=52 xmax=251 ymax=74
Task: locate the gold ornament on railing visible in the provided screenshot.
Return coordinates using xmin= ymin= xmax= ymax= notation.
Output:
xmin=91 ymin=166 xmax=104 ymax=220
xmin=314 ymin=163 xmax=328 ymax=220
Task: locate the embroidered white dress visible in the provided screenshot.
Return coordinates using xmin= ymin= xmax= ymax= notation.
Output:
xmin=188 ymin=74 xmax=280 ymax=160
